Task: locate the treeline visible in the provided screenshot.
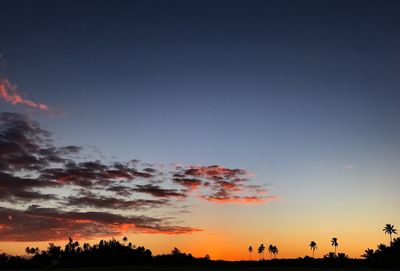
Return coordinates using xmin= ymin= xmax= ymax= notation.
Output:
xmin=0 ymin=237 xmax=209 ymax=269
xmin=0 ymin=237 xmax=399 ymax=269
xmin=362 ymin=237 xmax=400 ymax=268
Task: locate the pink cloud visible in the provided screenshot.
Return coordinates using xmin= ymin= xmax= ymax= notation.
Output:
xmin=0 ymin=79 xmax=53 ymax=112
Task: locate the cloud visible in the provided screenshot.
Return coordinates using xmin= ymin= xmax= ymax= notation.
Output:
xmin=183 ymin=165 xmax=247 ymax=180
xmin=132 ymin=184 xmax=186 ymax=198
xmin=39 ymin=161 xmax=154 ymax=188
xmin=0 ymin=172 xmax=58 ymax=202
xmin=0 ymin=206 xmax=201 ymax=242
xmin=199 ymin=193 xmax=278 ymax=204
xmin=65 ymin=195 xmax=170 ymax=210
xmin=173 ymin=165 xmax=275 ymax=204
xmin=173 ymin=178 xmax=202 ymax=190
xmin=0 ymin=112 xmax=72 ymax=171
xmin=0 ymin=79 xmax=53 ymax=112
xmin=0 ymin=112 xmax=274 ymax=242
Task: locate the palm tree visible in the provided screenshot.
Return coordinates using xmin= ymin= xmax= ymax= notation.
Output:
xmin=248 ymin=246 xmax=253 ymax=260
xmin=272 ymin=245 xmax=279 ymax=258
xmin=274 ymin=246 xmax=279 ymax=259
xmin=268 ymin=244 xmax=274 ymax=259
xmin=361 ymin=248 xmax=374 ymax=260
xmin=309 ymin=241 xmax=317 ymax=257
xmin=257 ymin=244 xmax=265 ymax=260
xmin=383 ymin=224 xmax=397 ymax=246
xmin=331 ymin=237 xmax=338 ymax=255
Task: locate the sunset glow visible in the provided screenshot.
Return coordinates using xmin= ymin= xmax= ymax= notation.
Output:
xmin=1 ymin=0 xmax=400 ymax=265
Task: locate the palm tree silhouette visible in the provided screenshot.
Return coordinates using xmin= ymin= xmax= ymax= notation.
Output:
xmin=268 ymin=244 xmax=274 ymax=259
xmin=309 ymin=241 xmax=317 ymax=257
xmin=331 ymin=237 xmax=338 ymax=255
xmin=272 ymin=245 xmax=279 ymax=258
xmin=257 ymin=244 xmax=265 ymax=260
xmin=362 ymin=248 xmax=374 ymax=259
xmin=383 ymin=224 xmax=397 ymax=246
xmin=248 ymin=246 xmax=253 ymax=260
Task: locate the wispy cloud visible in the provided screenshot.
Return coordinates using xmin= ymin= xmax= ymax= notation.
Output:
xmin=0 ymin=79 xmax=53 ymax=112
xmin=173 ymin=165 xmax=275 ymax=204
xmin=0 ymin=206 xmax=201 ymax=242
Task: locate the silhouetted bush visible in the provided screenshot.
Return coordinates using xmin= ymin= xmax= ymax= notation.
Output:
xmin=1 ymin=236 xmax=399 ymax=269
xmin=362 ymin=237 xmax=400 ymax=268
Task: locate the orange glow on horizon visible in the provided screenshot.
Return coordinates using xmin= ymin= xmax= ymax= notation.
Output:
xmin=0 ymin=226 xmax=395 ymax=261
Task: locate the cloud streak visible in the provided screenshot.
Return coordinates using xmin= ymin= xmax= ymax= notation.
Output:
xmin=0 ymin=206 xmax=201 ymax=242
xmin=0 ymin=79 xmax=53 ymax=112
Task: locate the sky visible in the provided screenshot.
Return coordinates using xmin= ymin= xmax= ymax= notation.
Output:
xmin=1 ymin=0 xmax=400 ymax=260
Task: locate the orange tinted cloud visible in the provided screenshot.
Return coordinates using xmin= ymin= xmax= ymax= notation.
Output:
xmin=0 ymin=79 xmax=52 ymax=112
xmin=174 ymin=165 xmax=275 ymax=204
xmin=199 ymin=195 xmax=278 ymax=204
xmin=184 ymin=165 xmax=246 ymax=179
xmin=0 ymin=112 xmax=276 ymax=244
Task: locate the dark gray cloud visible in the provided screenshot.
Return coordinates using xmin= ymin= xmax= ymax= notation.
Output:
xmin=0 ymin=172 xmax=58 ymax=202
xmin=132 ymin=184 xmax=186 ymax=198
xmin=65 ymin=195 xmax=169 ymax=210
xmin=0 ymin=206 xmax=200 ymax=241
xmin=0 ymin=112 xmax=273 ymax=241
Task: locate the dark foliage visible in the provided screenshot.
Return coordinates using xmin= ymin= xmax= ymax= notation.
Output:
xmin=362 ymin=237 xmax=400 ymax=268
xmin=1 ymin=236 xmax=399 ymax=269
xmin=0 ymin=237 xmax=153 ymax=269
xmin=0 ymin=237 xmax=213 ymax=269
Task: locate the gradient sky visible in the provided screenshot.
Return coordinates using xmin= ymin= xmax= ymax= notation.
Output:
xmin=1 ymin=0 xmax=400 ymax=260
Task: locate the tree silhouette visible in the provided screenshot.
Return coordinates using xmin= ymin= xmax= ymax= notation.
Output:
xmin=331 ymin=237 xmax=338 ymax=255
xmin=123 ymin=236 xmax=128 ymax=243
xmin=171 ymin=247 xmax=181 ymax=255
xmin=272 ymin=245 xmax=279 ymax=259
xmin=248 ymin=246 xmax=253 ymax=260
xmin=257 ymin=244 xmax=265 ymax=260
xmin=383 ymin=224 xmax=397 ymax=246
xmin=268 ymin=244 xmax=274 ymax=259
xmin=309 ymin=241 xmax=317 ymax=258
xmin=47 ymin=243 xmax=61 ymax=259
xmin=25 ymin=247 xmax=39 ymax=256
xmin=82 ymin=243 xmax=90 ymax=251
xmin=362 ymin=238 xmax=400 ymax=267
xmin=362 ymin=248 xmax=374 ymax=259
